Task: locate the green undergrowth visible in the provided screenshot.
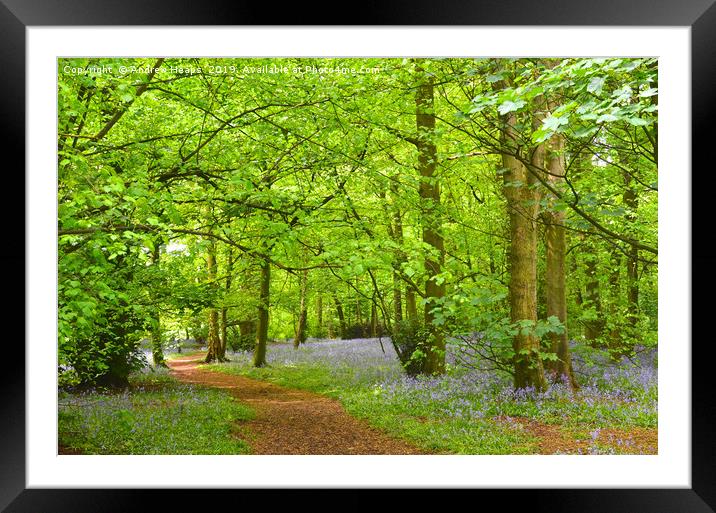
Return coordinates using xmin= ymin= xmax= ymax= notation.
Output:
xmin=58 ymin=368 xmax=254 ymax=454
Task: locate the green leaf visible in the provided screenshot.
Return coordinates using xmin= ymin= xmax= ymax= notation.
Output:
xmin=596 ymin=113 xmax=619 ymax=123
xmin=543 ymin=114 xmax=569 ymax=132
xmin=587 ymin=76 xmax=605 ymax=95
xmin=497 ymin=99 xmax=526 ymax=115
xmin=572 ymin=125 xmax=599 ymax=138
xmin=626 ymin=117 xmax=650 ymax=126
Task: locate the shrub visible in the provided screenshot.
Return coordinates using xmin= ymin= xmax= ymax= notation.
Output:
xmin=343 ymin=323 xmax=371 ymax=340
xmin=60 ymin=304 xmax=148 ymax=389
xmin=390 ymin=320 xmax=432 ymax=376
xmin=342 ymin=322 xmax=387 ymax=340
xmin=229 ymin=320 xmax=257 ymax=352
xmin=310 ymin=325 xmax=329 ymax=339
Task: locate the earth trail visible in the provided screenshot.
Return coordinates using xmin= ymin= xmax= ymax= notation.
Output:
xmin=166 ymin=353 xmax=427 ymax=455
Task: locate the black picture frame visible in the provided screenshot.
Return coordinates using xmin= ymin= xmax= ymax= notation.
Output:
xmin=4 ymin=1 xmax=713 ymax=511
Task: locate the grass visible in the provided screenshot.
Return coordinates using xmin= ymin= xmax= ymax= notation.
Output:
xmin=58 ymin=367 xmax=254 ymax=454
xmin=206 ymin=338 xmax=657 ymax=455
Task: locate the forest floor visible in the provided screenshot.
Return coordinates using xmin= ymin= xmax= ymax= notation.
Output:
xmin=170 ymin=350 xmax=657 ymax=456
xmin=166 ymin=352 xmax=427 ymax=454
xmin=58 ymin=340 xmax=657 ymax=455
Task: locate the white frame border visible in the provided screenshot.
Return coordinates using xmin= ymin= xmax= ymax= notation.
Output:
xmin=27 ymin=26 xmax=690 ymax=488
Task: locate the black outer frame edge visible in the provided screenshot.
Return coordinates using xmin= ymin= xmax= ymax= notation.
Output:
xmin=0 ymin=0 xmax=26 ymax=512
xmin=0 ymin=0 xmax=715 ymax=25
xmin=691 ymin=0 xmax=716 ymax=510
xmin=5 ymin=0 xmax=715 ymax=511
xmin=2 ymin=489 xmax=716 ymax=512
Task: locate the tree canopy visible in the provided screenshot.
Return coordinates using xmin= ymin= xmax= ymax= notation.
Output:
xmin=57 ymin=57 xmax=657 ymax=389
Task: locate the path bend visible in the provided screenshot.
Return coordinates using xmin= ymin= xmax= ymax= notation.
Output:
xmin=167 ymin=353 xmax=427 ymax=455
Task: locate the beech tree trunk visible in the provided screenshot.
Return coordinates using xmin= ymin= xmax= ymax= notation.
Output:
xmin=390 ymin=181 xmax=404 ymax=324
xmin=334 ymin=294 xmax=347 ymax=339
xmin=253 ymin=256 xmax=271 ymax=367
xmin=415 ymin=62 xmax=445 ymax=375
xmin=293 ymin=268 xmax=308 ymax=348
xmin=543 ymin=129 xmax=577 ymax=389
xmin=205 ymin=238 xmax=224 ymax=363
xmin=220 ymin=248 xmax=233 ymax=359
xmin=150 ymin=242 xmax=166 ymax=368
xmin=316 ymin=294 xmax=323 ymax=332
xmin=500 ymin=107 xmax=547 ymax=391
xmin=582 ymin=241 xmax=606 ymax=344
xmin=608 ymin=248 xmax=622 ymax=349
xmin=220 ymin=308 xmax=228 ymax=356
xmin=623 ymin=171 xmax=640 ymax=339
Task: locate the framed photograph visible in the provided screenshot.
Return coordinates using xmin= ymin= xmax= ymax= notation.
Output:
xmin=7 ymin=0 xmax=713 ymax=510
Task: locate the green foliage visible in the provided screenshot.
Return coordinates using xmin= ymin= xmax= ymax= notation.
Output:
xmin=57 ymin=56 xmax=657 ymax=384
xmin=58 ymin=247 xmax=150 ymax=387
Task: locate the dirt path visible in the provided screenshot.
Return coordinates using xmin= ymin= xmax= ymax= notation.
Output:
xmin=166 ymin=353 xmax=427 ymax=455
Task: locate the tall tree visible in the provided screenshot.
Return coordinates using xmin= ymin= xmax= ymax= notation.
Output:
xmin=150 ymin=241 xmax=167 ymax=368
xmin=204 ymin=237 xmax=225 ymax=363
xmin=415 ymin=62 xmax=446 ymax=375
xmin=623 ymin=171 xmax=640 ymax=340
xmin=543 ymin=125 xmax=577 ymax=388
xmin=253 ymin=255 xmax=271 ymax=367
xmin=293 ymin=268 xmax=309 ymax=348
xmin=220 ymin=247 xmax=234 ymax=359
xmin=499 ymin=101 xmax=547 ymax=391
xmin=333 ymin=294 xmax=347 ymax=339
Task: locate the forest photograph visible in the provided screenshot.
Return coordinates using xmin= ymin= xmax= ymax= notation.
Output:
xmin=57 ymin=56 xmax=658 ymax=456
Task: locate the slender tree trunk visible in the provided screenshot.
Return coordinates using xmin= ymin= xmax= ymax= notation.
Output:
xmin=390 ymin=181 xmax=404 ymax=324
xmin=316 ymin=294 xmax=323 ymax=332
xmin=543 ymin=129 xmax=577 ymax=389
xmin=608 ymin=248 xmax=622 ymax=349
xmin=219 ymin=248 xmax=234 ymax=360
xmin=500 ymin=107 xmax=547 ymax=391
xmin=219 ymin=307 xmax=229 ymax=361
xmin=150 ymin=242 xmax=166 ymax=368
xmin=354 ymin=277 xmax=363 ymax=328
xmin=293 ymin=268 xmax=309 ymax=348
xmin=220 ymin=308 xmax=228 ymax=355
xmin=253 ymin=256 xmax=271 ymax=367
xmin=370 ymin=295 xmax=378 ymax=337
xmin=393 ymin=276 xmax=403 ymax=323
xmin=205 ymin=238 xmax=224 ymax=363
xmin=623 ymin=172 xmax=640 ymax=340
xmin=206 ymin=309 xmax=221 ymax=362
xmin=415 ymin=62 xmax=446 ymax=375
xmin=333 ymin=294 xmax=347 ymax=339
xmin=583 ymin=242 xmax=605 ymax=343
